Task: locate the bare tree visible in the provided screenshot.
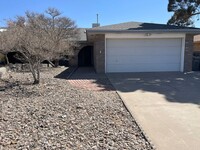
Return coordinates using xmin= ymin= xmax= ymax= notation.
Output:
xmin=0 ymin=8 xmax=79 ymax=84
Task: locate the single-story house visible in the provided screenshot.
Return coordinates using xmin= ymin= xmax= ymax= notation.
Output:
xmin=72 ymin=22 xmax=200 ymax=73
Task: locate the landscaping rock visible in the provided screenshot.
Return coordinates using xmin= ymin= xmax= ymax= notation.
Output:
xmin=0 ymin=67 xmax=153 ymax=149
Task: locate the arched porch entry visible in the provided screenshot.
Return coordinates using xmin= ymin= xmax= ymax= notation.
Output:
xmin=78 ymin=46 xmax=93 ymax=66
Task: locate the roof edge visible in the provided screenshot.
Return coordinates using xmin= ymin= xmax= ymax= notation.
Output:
xmin=86 ymin=29 xmax=200 ymax=34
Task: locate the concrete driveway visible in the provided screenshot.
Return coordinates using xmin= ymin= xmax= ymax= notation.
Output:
xmin=108 ymin=72 xmax=200 ymax=150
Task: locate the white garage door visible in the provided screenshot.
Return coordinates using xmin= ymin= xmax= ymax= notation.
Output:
xmin=106 ymin=38 xmax=182 ymax=72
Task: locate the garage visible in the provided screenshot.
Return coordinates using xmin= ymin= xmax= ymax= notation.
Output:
xmin=106 ymin=38 xmax=183 ymax=73
xmin=87 ymin=22 xmax=199 ymax=73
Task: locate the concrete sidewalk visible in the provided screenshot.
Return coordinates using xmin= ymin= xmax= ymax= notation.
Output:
xmin=108 ymin=72 xmax=200 ymax=150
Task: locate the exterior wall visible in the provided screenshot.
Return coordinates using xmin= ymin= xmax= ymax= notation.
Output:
xmin=69 ymin=43 xmax=93 ymax=67
xmin=93 ymin=35 xmax=105 ymax=73
xmin=193 ymin=42 xmax=200 ymax=52
xmin=69 ymin=55 xmax=78 ymax=66
xmin=68 ymin=47 xmax=80 ymax=66
xmin=184 ymin=34 xmax=194 ymax=72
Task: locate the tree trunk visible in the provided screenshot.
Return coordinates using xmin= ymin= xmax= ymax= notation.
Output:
xmin=31 ymin=69 xmax=40 ymax=84
xmin=33 ymin=78 xmax=39 ymax=84
xmin=47 ymin=60 xmax=55 ymax=67
xmin=32 ymin=69 xmax=40 ymax=84
xmin=5 ymin=54 xmax=9 ymax=65
xmin=29 ymin=61 xmax=40 ymax=85
xmin=34 ymin=65 xmax=40 ymax=84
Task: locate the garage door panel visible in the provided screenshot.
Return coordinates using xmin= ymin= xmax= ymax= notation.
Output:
xmin=107 ymin=47 xmax=181 ymax=56
xmin=107 ymin=39 xmax=182 ymax=48
xmin=107 ymin=63 xmax=180 ymax=72
xmin=106 ymin=38 xmax=182 ymax=72
xmin=108 ymin=55 xmax=181 ymax=64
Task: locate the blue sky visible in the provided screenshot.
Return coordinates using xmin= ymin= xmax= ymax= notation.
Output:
xmin=0 ymin=0 xmax=199 ymax=28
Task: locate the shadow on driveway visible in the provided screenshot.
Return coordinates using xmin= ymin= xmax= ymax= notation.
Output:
xmin=108 ymin=72 xmax=200 ymax=105
xmin=54 ymin=67 xmax=76 ymax=79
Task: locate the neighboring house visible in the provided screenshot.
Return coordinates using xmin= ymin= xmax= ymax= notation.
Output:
xmin=73 ymin=22 xmax=200 ymax=73
xmin=0 ymin=27 xmax=6 ymax=32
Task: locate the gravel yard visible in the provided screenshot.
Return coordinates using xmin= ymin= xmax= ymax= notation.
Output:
xmin=0 ymin=67 xmax=153 ymax=150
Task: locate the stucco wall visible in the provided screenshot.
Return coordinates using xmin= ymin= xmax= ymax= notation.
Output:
xmin=184 ymin=34 xmax=194 ymax=72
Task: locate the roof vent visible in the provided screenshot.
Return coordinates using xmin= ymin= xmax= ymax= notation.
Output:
xmin=92 ymin=14 xmax=100 ymax=28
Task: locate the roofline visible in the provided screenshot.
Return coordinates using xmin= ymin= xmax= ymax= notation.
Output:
xmin=86 ymin=29 xmax=200 ymax=34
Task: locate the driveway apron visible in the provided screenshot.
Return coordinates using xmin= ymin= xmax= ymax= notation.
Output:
xmin=108 ymin=72 xmax=200 ymax=150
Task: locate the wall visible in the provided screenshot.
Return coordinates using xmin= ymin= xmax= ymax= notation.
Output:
xmin=193 ymin=42 xmax=200 ymax=52
xmin=184 ymin=34 xmax=194 ymax=72
xmin=68 ymin=43 xmax=92 ymax=67
xmin=93 ymin=34 xmax=105 ymax=73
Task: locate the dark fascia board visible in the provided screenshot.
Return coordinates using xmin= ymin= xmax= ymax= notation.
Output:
xmin=86 ymin=29 xmax=200 ymax=34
